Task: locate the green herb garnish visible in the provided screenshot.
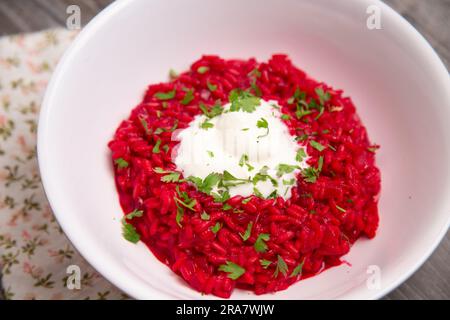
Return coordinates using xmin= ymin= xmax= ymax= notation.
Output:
xmin=211 ymin=222 xmax=222 ymax=234
xmin=273 ymin=255 xmax=288 ymax=278
xmin=229 ymin=89 xmax=260 ymax=113
xmin=290 ymin=259 xmax=305 ymax=277
xmin=256 ymin=117 xmax=269 ymax=138
xmin=152 ymin=139 xmax=162 ymax=153
xmin=260 ymin=259 xmax=272 ymax=269
xmin=197 ymin=66 xmax=209 ymax=74
xmin=254 ymin=233 xmax=270 ymax=253
xmin=207 ymin=81 xmax=217 ymax=92
xmin=154 ymin=89 xmax=176 ymax=100
xmin=296 ymin=149 xmax=307 ymax=162
xmin=181 ymin=89 xmax=194 ymax=105
xmin=310 ymin=140 xmax=325 ymax=152
xmin=240 ymin=222 xmax=253 ymax=241
xmin=218 ymin=261 xmax=245 ymax=280
xmin=115 ymin=158 xmax=129 ymax=169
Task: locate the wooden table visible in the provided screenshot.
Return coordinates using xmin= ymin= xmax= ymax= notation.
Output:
xmin=0 ymin=0 xmax=448 ymax=300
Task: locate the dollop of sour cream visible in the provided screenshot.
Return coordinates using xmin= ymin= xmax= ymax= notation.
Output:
xmin=173 ymin=99 xmax=308 ymax=199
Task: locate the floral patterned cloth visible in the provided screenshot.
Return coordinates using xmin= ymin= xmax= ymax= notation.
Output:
xmin=0 ymin=29 xmax=126 ymax=300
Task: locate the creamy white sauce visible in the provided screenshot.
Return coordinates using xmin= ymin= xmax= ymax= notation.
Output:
xmin=173 ymin=99 xmax=308 ymax=199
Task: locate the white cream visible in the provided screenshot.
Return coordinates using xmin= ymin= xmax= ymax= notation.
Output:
xmin=173 ymin=99 xmax=308 ymax=199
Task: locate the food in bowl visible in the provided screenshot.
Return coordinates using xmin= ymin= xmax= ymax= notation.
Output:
xmin=108 ymin=55 xmax=381 ymax=298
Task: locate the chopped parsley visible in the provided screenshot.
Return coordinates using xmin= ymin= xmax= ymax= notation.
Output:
xmin=114 ymin=158 xmax=129 ymax=169
xmin=254 ymin=233 xmax=270 ymax=253
xmin=122 ymin=209 xmax=143 ymax=243
xmin=175 ymin=203 xmax=184 ymax=227
xmin=240 ymin=222 xmax=253 ymax=241
xmin=229 ymin=89 xmax=260 ymax=113
xmin=160 ymin=172 xmax=180 ymax=183
xmin=124 ymin=209 xmax=143 ymax=220
xmin=283 ymin=178 xmax=295 ymax=186
xmin=207 ymin=81 xmax=217 ymax=92
xmin=152 ymin=139 xmax=162 ymax=153
xmin=181 ymin=89 xmax=195 ymax=105
xmin=211 ymin=222 xmax=222 ymax=234
xmin=260 ymin=259 xmax=272 ymax=269
xmin=200 ymin=120 xmax=214 ymax=130
xmin=281 ymin=114 xmax=291 ymax=120
xmin=197 ymin=66 xmax=209 ymax=74
xmin=290 ymin=259 xmax=305 ymax=277
xmin=301 ymin=156 xmax=323 ymax=183
xmin=276 ymin=164 xmax=299 ymax=177
xmin=256 ymin=117 xmax=269 ymax=138
xmin=273 ymin=255 xmax=288 ymax=278
xmin=212 ymin=190 xmax=231 ymax=203
xmin=315 ymin=87 xmax=331 ymax=105
xmin=139 ymin=117 xmax=151 ymax=135
xmin=154 ymin=89 xmax=176 ymax=100
xmin=239 ymin=154 xmax=254 ymax=171
xmin=207 ymin=150 xmax=215 ymax=158
xmin=122 ymin=222 xmax=140 ymax=243
xmin=296 ymin=148 xmax=307 ymax=162
xmin=253 ymin=187 xmax=264 ymax=198
xmin=218 ymin=261 xmax=245 ymax=280
xmin=200 ymin=211 xmax=210 ymax=221
xmin=310 ymin=140 xmax=326 ymax=152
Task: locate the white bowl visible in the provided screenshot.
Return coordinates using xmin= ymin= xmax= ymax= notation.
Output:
xmin=38 ymin=0 xmax=450 ymax=299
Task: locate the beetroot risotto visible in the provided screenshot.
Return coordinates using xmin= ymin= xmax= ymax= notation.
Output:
xmin=108 ymin=55 xmax=381 ymax=298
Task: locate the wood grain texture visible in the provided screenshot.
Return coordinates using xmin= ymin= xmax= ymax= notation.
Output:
xmin=0 ymin=0 xmax=448 ymax=300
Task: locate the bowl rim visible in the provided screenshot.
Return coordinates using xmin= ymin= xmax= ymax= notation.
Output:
xmin=37 ymin=0 xmax=450 ymax=300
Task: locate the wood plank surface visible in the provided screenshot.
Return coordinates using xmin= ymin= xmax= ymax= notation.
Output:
xmin=0 ymin=0 xmax=448 ymax=300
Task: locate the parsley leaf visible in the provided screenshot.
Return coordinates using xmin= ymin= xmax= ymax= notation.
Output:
xmin=175 ymin=203 xmax=184 ymax=227
xmin=200 ymin=120 xmax=214 ymax=130
xmin=199 ymin=173 xmax=222 ymax=194
xmin=211 ymin=222 xmax=222 ymax=234
xmin=200 ymin=211 xmax=210 ymax=221
xmin=197 ymin=66 xmax=209 ymax=74
xmin=212 ymin=190 xmax=231 ymax=203
xmin=239 ymin=154 xmax=254 ymax=171
xmin=254 ymin=233 xmax=270 ymax=253
xmin=301 ymin=156 xmax=324 ymax=183
xmin=139 ymin=116 xmax=151 ymax=135
xmin=115 ymin=158 xmax=129 ymax=169
xmin=229 ymin=89 xmax=260 ymax=113
xmin=181 ymin=89 xmax=194 ymax=105
xmin=253 ymin=187 xmax=264 ymax=198
xmin=290 ymin=259 xmax=305 ymax=277
xmin=122 ymin=222 xmax=140 ymax=243
xmin=154 ymin=89 xmax=176 ymax=100
xmin=207 ymin=81 xmax=217 ymax=92
xmin=124 ymin=209 xmax=143 ymax=220
xmin=256 ymin=117 xmax=269 ymax=138
xmin=218 ymin=261 xmax=245 ymax=280
xmin=260 ymin=259 xmax=272 ymax=269
xmin=273 ymin=255 xmax=288 ymax=278
xmin=310 ymin=140 xmax=326 ymax=152
xmin=276 ymin=164 xmax=299 ymax=177
xmin=152 ymin=139 xmax=162 ymax=153
xmin=207 ymin=150 xmax=214 ymax=158
xmin=296 ymin=149 xmax=307 ymax=162
xmin=160 ymin=172 xmax=180 ymax=183
xmin=281 ymin=114 xmax=291 ymax=120
xmin=240 ymin=222 xmax=253 ymax=241
xmin=315 ymin=87 xmax=331 ymax=105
